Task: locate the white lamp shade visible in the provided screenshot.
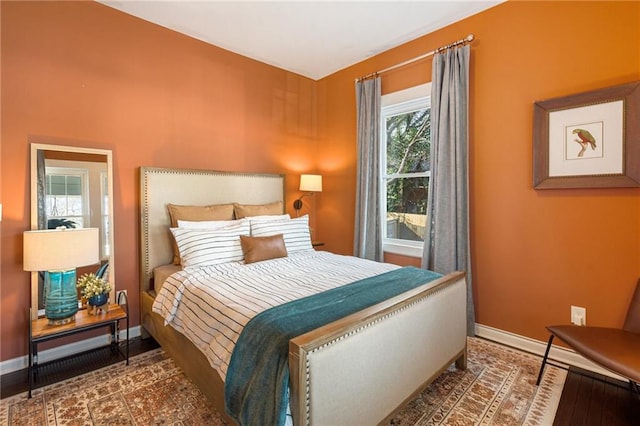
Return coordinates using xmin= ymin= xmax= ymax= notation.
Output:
xmin=23 ymin=228 xmax=99 ymax=271
xmin=299 ymin=174 xmax=322 ymax=192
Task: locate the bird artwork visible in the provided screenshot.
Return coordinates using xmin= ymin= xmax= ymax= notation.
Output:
xmin=572 ymin=128 xmax=597 ymax=157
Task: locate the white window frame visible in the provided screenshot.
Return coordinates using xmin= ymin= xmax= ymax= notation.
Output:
xmin=380 ymin=83 xmax=431 ymax=258
xmin=45 ymin=167 xmax=90 ymax=229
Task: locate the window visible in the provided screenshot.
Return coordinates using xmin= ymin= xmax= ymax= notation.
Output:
xmin=381 ymin=83 xmax=431 ymax=257
xmin=101 ymin=172 xmax=110 ymax=257
xmin=45 ymin=168 xmax=89 ymax=229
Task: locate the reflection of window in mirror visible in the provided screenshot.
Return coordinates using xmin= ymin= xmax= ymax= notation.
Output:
xmin=44 ymin=159 xmax=109 ymax=258
xmin=45 ymin=167 xmax=88 ymax=229
xmin=101 ymin=172 xmax=110 ymax=258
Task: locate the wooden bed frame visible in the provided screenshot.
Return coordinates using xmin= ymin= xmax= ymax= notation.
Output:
xmin=139 ymin=166 xmax=468 ymax=425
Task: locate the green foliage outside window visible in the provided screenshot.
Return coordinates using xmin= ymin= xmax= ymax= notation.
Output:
xmin=384 ymin=107 xmax=430 ymax=242
xmin=385 ymin=108 xmax=430 ymax=215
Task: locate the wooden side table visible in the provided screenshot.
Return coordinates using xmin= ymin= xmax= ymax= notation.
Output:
xmin=28 ymin=302 xmax=129 ymax=397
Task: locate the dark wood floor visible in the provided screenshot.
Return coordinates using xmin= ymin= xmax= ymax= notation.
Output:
xmin=0 ymin=337 xmax=159 ymax=399
xmin=553 ymin=367 xmax=639 ymax=425
xmin=1 ymin=338 xmax=638 ymax=424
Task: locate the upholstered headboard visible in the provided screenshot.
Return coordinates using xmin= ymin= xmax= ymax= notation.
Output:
xmin=139 ymin=167 xmax=285 ymax=292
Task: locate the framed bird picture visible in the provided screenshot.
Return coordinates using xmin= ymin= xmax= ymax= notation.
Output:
xmin=533 ymin=81 xmax=640 ymax=189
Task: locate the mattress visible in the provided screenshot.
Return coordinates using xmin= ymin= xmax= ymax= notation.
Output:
xmin=152 ymin=264 xmax=182 ymax=293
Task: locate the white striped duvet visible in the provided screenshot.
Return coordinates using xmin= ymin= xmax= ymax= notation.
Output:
xmin=152 ymin=250 xmax=398 ymax=380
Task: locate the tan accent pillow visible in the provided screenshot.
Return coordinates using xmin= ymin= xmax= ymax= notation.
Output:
xmin=234 ymin=201 xmax=283 ymax=219
xmin=240 ymin=234 xmax=288 ymax=264
xmin=167 ymin=203 xmax=235 ymax=264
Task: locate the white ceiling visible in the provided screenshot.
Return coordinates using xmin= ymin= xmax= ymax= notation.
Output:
xmin=100 ymin=1 xmax=502 ymax=80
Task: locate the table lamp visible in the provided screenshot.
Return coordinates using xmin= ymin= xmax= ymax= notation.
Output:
xmin=23 ymin=228 xmax=99 ymax=325
xmin=293 ymin=174 xmax=322 ymax=215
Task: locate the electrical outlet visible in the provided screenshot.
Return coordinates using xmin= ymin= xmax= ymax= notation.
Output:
xmin=571 ymin=305 xmax=586 ymax=326
xmin=116 ymin=290 xmax=128 ymax=304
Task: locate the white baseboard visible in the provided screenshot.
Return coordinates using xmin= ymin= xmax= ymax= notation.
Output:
xmin=0 ymin=326 xmax=141 ymax=376
xmin=475 ymin=323 xmax=627 ymax=382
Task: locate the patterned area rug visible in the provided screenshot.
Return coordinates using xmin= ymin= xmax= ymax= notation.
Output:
xmin=389 ymin=338 xmax=566 ymax=425
xmin=0 ymin=337 xmax=565 ymax=425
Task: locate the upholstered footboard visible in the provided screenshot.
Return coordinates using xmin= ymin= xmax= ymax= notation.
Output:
xmin=289 ymin=271 xmax=467 ymax=425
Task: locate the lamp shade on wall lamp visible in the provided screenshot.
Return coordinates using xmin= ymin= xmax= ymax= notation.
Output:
xmin=294 ymin=174 xmax=322 ymax=212
xmin=299 ymin=174 xmax=323 ymax=192
xmin=24 ymin=228 xmax=99 ymax=324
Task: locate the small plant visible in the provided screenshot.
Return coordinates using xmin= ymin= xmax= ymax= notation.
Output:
xmin=47 ymin=218 xmax=77 ymax=229
xmin=77 ymin=273 xmax=111 ymax=299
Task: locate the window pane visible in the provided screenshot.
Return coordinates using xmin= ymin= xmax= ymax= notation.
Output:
xmin=48 ymin=175 xmax=67 ymax=195
xmin=66 ymin=176 xmax=82 ymax=195
xmin=66 ymin=195 xmax=83 ymax=215
xmin=386 ymin=176 xmax=428 ymax=241
xmin=46 ymin=196 xmax=67 ymax=217
xmin=101 ymin=173 xmax=110 ymax=257
xmin=385 ymin=108 xmax=430 ymax=175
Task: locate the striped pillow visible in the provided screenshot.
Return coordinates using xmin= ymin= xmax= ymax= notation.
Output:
xmin=250 ymin=215 xmax=313 ymax=253
xmin=170 ymin=222 xmax=250 ymax=267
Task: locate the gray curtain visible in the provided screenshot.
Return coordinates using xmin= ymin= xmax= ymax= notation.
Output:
xmin=422 ymin=45 xmax=475 ymax=336
xmin=354 ymin=77 xmax=382 ymax=261
xmin=37 ymin=150 xmax=47 ymax=230
xmin=37 ymin=149 xmax=47 ymax=309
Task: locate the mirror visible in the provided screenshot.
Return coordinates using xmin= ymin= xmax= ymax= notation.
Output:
xmin=30 ymin=143 xmax=115 ymax=319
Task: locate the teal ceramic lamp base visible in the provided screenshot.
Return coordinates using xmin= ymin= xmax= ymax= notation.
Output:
xmin=44 ymin=269 xmax=79 ymax=325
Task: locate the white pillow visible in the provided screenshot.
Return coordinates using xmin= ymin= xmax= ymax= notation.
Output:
xmin=177 ymin=218 xmax=247 ymax=229
xmin=250 ymin=215 xmax=312 ymax=253
xmin=170 ymin=222 xmax=250 ymax=267
xmin=246 ymin=214 xmax=290 ymax=222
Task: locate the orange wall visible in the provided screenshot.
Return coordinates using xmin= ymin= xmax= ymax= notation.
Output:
xmin=0 ymin=1 xmax=318 ymax=361
xmin=316 ymin=0 xmax=640 ymax=342
xmin=1 ymin=0 xmax=639 ymax=363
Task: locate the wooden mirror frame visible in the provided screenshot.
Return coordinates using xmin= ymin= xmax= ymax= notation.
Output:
xmin=30 ymin=142 xmax=116 ymax=320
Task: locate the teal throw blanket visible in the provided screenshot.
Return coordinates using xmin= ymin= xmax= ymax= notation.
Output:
xmin=224 ymin=266 xmax=442 ymax=426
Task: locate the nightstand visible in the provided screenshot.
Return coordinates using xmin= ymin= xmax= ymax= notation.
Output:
xmin=312 ymin=241 xmax=324 ymax=247
xmin=28 ymin=301 xmax=129 ymax=398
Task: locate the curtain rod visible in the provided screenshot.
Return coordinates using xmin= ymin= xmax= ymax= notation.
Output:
xmin=356 ymin=34 xmax=474 ymax=83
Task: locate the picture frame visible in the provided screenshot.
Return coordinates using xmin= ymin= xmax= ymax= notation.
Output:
xmin=533 ymin=81 xmax=639 ymax=189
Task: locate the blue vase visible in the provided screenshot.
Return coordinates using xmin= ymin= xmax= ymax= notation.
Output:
xmin=88 ymin=293 xmax=109 ymax=306
xmin=44 ymin=270 xmax=78 ymax=325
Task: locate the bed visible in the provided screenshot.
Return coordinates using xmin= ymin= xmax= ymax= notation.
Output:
xmin=139 ymin=166 xmax=468 ymax=425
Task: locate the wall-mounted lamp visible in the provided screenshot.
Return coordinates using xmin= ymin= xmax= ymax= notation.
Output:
xmin=23 ymin=228 xmax=99 ymax=324
xmin=293 ymin=174 xmax=322 ymax=215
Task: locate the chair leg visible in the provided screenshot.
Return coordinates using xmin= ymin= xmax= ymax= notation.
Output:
xmin=536 ymin=334 xmax=555 ymax=386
